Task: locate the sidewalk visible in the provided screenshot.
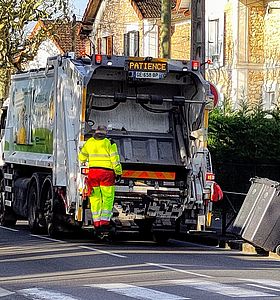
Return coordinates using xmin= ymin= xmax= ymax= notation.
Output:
xmin=184 ymin=229 xmax=280 ymax=259
xmin=226 ymin=239 xmax=280 ymax=259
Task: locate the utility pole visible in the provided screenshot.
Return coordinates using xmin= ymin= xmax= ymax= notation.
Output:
xmin=191 ymin=0 xmax=205 ymax=65
xmin=71 ymin=14 xmax=77 ymax=53
xmin=160 ymin=0 xmax=171 ymax=58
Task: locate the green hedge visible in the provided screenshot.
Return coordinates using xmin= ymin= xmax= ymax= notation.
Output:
xmin=208 ymin=107 xmax=280 ymax=193
xmin=208 ymin=108 xmax=280 ymax=164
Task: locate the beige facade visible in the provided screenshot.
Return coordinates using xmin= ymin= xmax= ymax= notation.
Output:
xmin=207 ymin=0 xmax=280 ymax=110
xmin=82 ymin=0 xmax=280 ymax=110
xmin=92 ymin=0 xmax=142 ymax=56
xmin=171 ymin=22 xmax=191 ymax=60
xmin=82 ymin=0 xmax=191 ymax=59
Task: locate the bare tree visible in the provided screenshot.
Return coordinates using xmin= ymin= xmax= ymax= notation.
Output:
xmin=0 ymin=0 xmax=69 ymax=104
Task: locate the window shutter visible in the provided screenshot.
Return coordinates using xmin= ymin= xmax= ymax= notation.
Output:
xmin=97 ymin=38 xmax=102 ymax=54
xmin=106 ymin=35 xmax=113 ymax=56
xmin=134 ymin=31 xmax=139 ymax=56
xmin=124 ymin=33 xmax=129 ymax=56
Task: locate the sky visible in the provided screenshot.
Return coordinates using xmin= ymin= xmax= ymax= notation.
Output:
xmin=72 ymin=0 xmax=89 ymax=20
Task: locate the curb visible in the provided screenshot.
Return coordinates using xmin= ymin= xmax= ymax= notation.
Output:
xmin=226 ymin=239 xmax=280 ymax=259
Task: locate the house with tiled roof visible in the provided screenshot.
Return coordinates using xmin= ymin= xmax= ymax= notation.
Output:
xmin=80 ymin=0 xmax=191 ymax=60
xmin=27 ymin=19 xmax=88 ymax=69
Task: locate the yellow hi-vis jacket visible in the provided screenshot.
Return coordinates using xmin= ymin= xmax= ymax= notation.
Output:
xmin=79 ymin=137 xmax=122 ymax=175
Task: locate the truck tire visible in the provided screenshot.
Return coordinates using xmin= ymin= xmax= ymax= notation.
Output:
xmin=41 ymin=176 xmax=59 ymax=237
xmin=27 ymin=180 xmax=40 ymax=233
xmin=0 ymin=179 xmax=17 ymax=226
xmin=152 ymin=232 xmax=170 ymax=244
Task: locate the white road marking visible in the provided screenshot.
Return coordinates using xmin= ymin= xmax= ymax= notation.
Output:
xmin=79 ymin=245 xmax=127 ymax=258
xmin=146 ymin=263 xmax=213 ymax=278
xmin=87 ymin=283 xmax=189 ymax=300
xmin=168 ymin=279 xmax=277 ymax=298
xmin=18 ymin=287 xmax=79 ymax=300
xmin=30 ymin=234 xmax=64 ymax=243
xmin=247 ymin=284 xmax=280 ymax=293
xmin=30 ymin=234 xmax=126 ymax=258
xmin=0 ymin=226 xmax=18 ymax=232
xmin=241 ymin=279 xmax=280 ymax=291
xmin=0 ymin=287 xmax=14 ymax=297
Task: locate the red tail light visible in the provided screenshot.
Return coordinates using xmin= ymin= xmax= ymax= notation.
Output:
xmin=206 ymin=172 xmax=215 ymax=181
xmin=81 ymin=168 xmax=89 ymax=175
xmin=192 ymin=60 xmax=200 ymax=71
xmin=95 ymin=54 xmax=102 ymax=64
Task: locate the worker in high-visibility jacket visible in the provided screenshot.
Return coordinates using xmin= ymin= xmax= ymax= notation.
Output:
xmin=79 ymin=125 xmax=122 ymax=228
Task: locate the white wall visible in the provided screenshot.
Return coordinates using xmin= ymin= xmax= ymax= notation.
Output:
xmin=27 ymin=38 xmax=61 ymax=70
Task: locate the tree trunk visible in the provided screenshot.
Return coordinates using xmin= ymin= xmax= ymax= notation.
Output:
xmin=160 ymin=0 xmax=171 ymax=58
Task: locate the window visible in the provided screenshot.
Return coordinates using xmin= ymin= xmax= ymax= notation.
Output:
xmin=97 ymin=35 xmax=113 ymax=55
xmin=124 ymin=31 xmax=139 ymax=56
xmin=264 ymin=91 xmax=275 ymax=110
xmin=263 ymin=82 xmax=277 ymax=110
xmin=144 ymin=22 xmax=158 ymax=58
xmin=106 ymin=35 xmax=113 ymax=56
xmin=208 ymin=19 xmax=219 ymax=63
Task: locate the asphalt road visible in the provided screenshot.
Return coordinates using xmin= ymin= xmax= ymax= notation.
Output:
xmin=0 ymin=222 xmax=279 ymax=300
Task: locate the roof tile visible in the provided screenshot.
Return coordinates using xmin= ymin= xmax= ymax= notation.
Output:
xmin=41 ymin=20 xmax=86 ymax=55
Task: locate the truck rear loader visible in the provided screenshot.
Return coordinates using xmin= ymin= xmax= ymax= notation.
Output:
xmin=0 ymin=54 xmax=221 ymax=241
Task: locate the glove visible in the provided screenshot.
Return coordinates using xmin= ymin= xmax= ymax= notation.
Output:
xmin=115 ymin=175 xmax=122 ymax=183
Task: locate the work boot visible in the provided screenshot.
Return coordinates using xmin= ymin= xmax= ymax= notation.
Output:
xmin=98 ymin=232 xmax=112 ymax=243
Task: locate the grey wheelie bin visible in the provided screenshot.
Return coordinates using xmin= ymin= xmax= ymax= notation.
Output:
xmin=231 ymin=177 xmax=280 ymax=255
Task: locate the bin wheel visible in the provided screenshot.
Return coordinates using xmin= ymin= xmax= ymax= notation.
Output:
xmin=255 ymin=246 xmax=269 ymax=256
xmin=275 ymin=245 xmax=280 ymax=256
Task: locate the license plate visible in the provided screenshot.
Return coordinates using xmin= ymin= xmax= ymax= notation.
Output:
xmin=135 ymin=71 xmax=161 ymax=79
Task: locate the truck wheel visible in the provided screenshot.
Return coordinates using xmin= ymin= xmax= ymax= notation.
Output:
xmin=0 ymin=179 xmax=17 ymax=226
xmin=152 ymin=232 xmax=170 ymax=244
xmin=28 ymin=181 xmax=40 ymax=233
xmin=41 ymin=176 xmax=58 ymax=237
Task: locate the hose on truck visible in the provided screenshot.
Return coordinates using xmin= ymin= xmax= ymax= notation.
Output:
xmin=139 ymin=103 xmax=173 ymax=114
xmin=87 ymin=94 xmax=121 ymax=112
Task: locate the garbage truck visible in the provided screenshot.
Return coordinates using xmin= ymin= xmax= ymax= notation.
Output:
xmin=0 ymin=54 xmax=221 ymax=240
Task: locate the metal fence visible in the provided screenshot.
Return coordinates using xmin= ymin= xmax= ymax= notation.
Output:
xmin=212 ymin=162 xmax=280 ymax=235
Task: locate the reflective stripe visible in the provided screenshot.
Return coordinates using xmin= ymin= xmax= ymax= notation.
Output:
xmin=101 ymin=216 xmax=111 ymax=221
xmin=92 ymin=212 xmax=101 ymax=216
xmin=89 ymin=159 xmax=112 ymax=162
xmin=102 ymin=210 xmax=112 ymax=214
xmin=110 ymin=152 xmax=118 ymax=156
xmin=112 ymin=161 xmax=121 ymax=165
xmin=122 ymin=170 xmax=176 ymax=180
xmin=89 ymin=154 xmax=110 ymax=158
xmin=80 ymin=151 xmax=89 ymax=157
xmin=92 ymin=216 xmax=101 ymax=221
